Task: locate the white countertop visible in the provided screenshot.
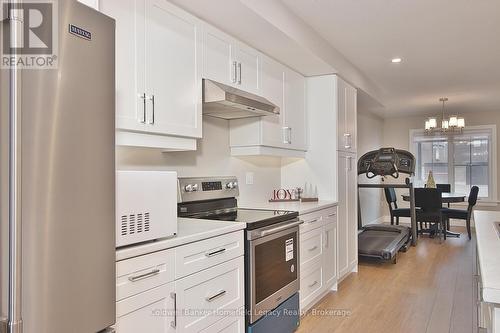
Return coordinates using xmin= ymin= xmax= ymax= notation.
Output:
xmin=116 ymin=218 xmax=246 ymax=261
xmin=474 ymin=210 xmax=500 ymax=304
xmin=240 ymin=200 xmax=337 ymax=215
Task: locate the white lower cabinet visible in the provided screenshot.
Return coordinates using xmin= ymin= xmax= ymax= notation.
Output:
xmin=116 ymin=283 xmax=175 ymax=333
xmin=299 ymin=206 xmax=338 ymax=313
xmin=115 ymin=230 xmax=244 ymax=333
xmin=175 ymin=257 xmax=244 ymax=332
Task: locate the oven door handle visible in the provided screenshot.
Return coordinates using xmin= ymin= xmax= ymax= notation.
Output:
xmin=257 ymin=220 xmax=303 ymax=237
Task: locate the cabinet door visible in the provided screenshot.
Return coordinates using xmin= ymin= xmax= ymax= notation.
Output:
xmin=323 ymin=216 xmax=337 ymax=287
xmin=284 ymin=68 xmax=307 ymax=151
xmin=203 ymin=27 xmax=235 ymax=86
xmin=145 ymin=0 xmax=202 ymax=138
xmin=337 ymin=78 xmax=348 ymax=151
xmin=337 ymin=153 xmax=349 ymax=278
xmin=347 ymin=154 xmax=358 ymax=269
xmin=234 ymin=45 xmax=260 ymax=94
xmin=260 ymin=56 xmax=285 ymax=148
xmin=115 ymin=283 xmax=175 ymax=333
xmin=101 ymin=0 xmax=147 ymax=132
xmin=345 ymin=84 xmax=357 ymax=152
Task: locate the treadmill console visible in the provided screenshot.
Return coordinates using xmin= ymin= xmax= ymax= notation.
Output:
xmin=358 ymin=148 xmax=415 ymax=179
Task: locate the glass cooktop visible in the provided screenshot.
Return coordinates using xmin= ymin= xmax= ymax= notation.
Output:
xmin=186 ymin=208 xmax=299 ymax=230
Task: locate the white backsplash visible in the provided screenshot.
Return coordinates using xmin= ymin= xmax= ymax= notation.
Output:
xmin=116 ymin=117 xmax=282 ymax=205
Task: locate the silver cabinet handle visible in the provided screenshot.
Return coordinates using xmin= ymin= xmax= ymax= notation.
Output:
xmin=139 ymin=93 xmax=147 ymax=123
xmin=327 ymin=213 xmax=336 ymax=218
xmin=305 ymin=218 xmax=320 ymax=224
xmin=282 ymin=127 xmax=291 ymax=144
xmin=206 ymin=290 xmax=226 ymax=302
xmin=308 ymin=245 xmax=318 ymax=252
xmin=325 ymin=231 xmax=329 ymax=248
xmin=128 ymin=268 xmax=160 ymax=282
xmin=148 ymin=94 xmax=155 ymax=125
xmin=308 ymin=281 xmax=318 ymax=288
xmin=170 ymin=292 xmax=177 ymax=328
xmin=205 ymin=248 xmax=226 ymax=257
xmin=232 ymin=61 xmax=238 ymax=83
xmin=237 ymin=62 xmax=242 ymax=84
xmin=344 ymin=133 xmax=351 ymax=149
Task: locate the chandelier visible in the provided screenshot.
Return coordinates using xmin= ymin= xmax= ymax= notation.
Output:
xmin=425 ymin=97 xmax=465 ymax=132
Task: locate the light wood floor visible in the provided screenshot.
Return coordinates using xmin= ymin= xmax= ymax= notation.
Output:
xmin=297 ymin=227 xmax=477 ymax=333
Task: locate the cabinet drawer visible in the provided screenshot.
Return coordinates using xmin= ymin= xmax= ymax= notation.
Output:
xmin=175 ymin=231 xmax=244 ymax=279
xmin=300 ymin=227 xmax=323 ymax=269
xmin=117 ymin=248 xmax=175 ymax=301
xmin=199 ymin=312 xmax=245 ymax=333
xmin=116 ymin=282 xmax=175 ymax=333
xmin=300 ymin=210 xmax=324 ymax=234
xmin=322 ymin=207 xmax=337 ymax=223
xmin=300 ymin=260 xmax=323 ymax=311
xmin=175 ymin=257 xmax=244 ymax=333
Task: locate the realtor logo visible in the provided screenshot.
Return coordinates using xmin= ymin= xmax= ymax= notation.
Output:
xmin=1 ymin=0 xmax=58 ymax=68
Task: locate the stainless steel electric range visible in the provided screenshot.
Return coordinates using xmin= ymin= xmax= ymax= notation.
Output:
xmin=178 ymin=176 xmax=301 ymax=333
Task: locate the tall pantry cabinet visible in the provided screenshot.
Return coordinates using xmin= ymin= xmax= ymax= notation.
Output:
xmin=336 ymin=76 xmax=358 ymax=280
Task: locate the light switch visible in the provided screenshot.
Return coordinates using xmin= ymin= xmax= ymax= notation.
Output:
xmin=246 ymin=172 xmax=254 ymax=185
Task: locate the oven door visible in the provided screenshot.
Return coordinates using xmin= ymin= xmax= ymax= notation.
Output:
xmin=248 ymin=220 xmax=301 ymax=324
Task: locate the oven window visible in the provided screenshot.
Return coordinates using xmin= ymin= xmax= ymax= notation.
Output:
xmin=254 ymin=232 xmax=298 ymax=304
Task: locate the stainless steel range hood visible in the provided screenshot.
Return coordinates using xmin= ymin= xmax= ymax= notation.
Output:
xmin=202 ymin=79 xmax=280 ymax=119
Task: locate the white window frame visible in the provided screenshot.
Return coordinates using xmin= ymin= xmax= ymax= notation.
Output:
xmin=409 ymin=125 xmax=497 ymax=205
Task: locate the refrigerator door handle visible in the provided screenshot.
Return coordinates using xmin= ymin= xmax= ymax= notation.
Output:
xmin=5 ymin=6 xmax=24 ymax=333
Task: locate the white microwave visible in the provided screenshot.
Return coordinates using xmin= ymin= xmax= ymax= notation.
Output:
xmin=116 ymin=170 xmax=177 ymax=247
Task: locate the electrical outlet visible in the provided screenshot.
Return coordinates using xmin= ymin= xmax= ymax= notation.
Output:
xmin=246 ymin=172 xmax=254 ymax=185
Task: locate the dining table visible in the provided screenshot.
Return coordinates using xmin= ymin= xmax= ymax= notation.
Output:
xmin=401 ymin=192 xmax=466 ymax=204
xmin=401 ymin=192 xmax=466 ymax=238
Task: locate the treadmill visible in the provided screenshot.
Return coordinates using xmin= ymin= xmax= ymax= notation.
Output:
xmin=357 ymin=148 xmax=418 ymax=263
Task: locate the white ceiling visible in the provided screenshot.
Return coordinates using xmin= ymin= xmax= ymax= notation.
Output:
xmin=282 ymin=0 xmax=500 ymax=117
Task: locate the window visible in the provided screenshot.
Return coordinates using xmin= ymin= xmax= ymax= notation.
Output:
xmin=411 ymin=126 xmax=496 ymax=200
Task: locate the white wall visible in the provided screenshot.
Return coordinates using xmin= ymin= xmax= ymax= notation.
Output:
xmin=116 ymin=117 xmax=282 ymax=206
xmin=281 ymin=75 xmax=338 ymax=201
xmin=357 ymin=111 xmax=385 ymax=225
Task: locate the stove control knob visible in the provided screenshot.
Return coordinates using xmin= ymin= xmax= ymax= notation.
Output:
xmin=226 ymin=182 xmax=238 ymax=189
xmin=192 ymin=183 xmax=199 ymax=192
xmin=184 ymin=184 xmax=194 ymax=192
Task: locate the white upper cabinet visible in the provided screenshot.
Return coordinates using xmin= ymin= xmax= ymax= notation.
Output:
xmin=337 ymin=77 xmax=357 ymax=153
xmin=145 ymin=0 xmax=202 ymax=138
xmin=101 ymin=0 xmax=202 ymax=150
xmin=229 ymin=55 xmax=307 ymax=157
xmin=202 ymin=26 xmax=260 ymax=95
xmin=260 ymin=56 xmax=285 ymax=148
xmin=233 ymin=45 xmax=260 ymax=94
xmin=283 ymin=68 xmax=307 ymax=151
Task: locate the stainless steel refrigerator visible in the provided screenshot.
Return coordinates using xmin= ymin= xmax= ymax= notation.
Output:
xmin=1 ymin=2 xmax=116 ymax=332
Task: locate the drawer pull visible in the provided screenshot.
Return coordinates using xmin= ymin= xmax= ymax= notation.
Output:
xmin=206 ymin=248 xmax=226 ymax=257
xmin=206 ymin=290 xmax=227 ymax=302
xmin=327 ymin=213 xmax=336 ymax=218
xmin=308 ymin=246 xmax=318 ymax=252
xmin=305 ymin=218 xmax=320 ymax=224
xmin=308 ymin=281 xmax=318 ymax=288
xmin=170 ymin=292 xmax=177 ymax=328
xmin=128 ymin=268 xmax=160 ymax=282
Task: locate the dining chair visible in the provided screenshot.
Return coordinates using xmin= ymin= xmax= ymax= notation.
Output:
xmin=437 ymin=184 xmax=452 ymax=207
xmin=415 ymin=188 xmax=446 ymax=241
xmin=441 ymin=186 xmax=479 ymax=240
xmin=384 ymin=187 xmax=411 ymax=225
